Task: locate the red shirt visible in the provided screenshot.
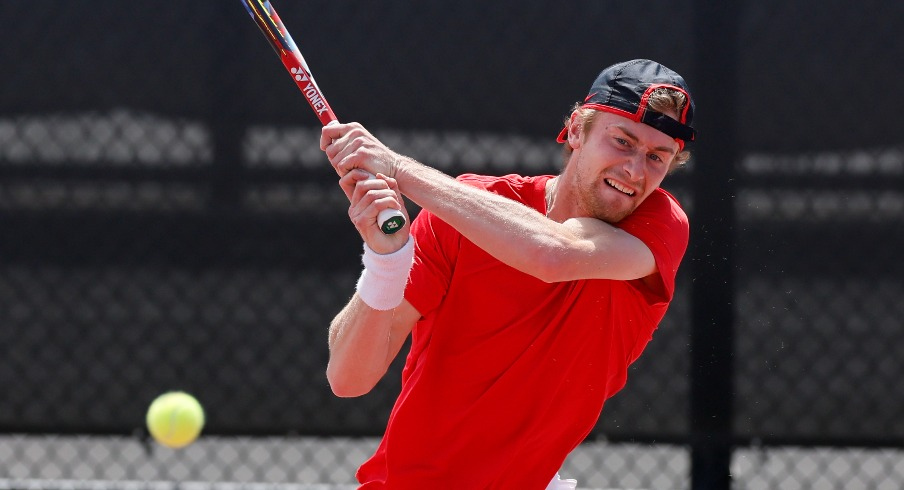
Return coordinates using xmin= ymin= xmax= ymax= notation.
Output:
xmin=357 ymin=174 xmax=689 ymax=489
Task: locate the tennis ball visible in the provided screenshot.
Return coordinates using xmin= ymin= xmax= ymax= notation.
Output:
xmin=146 ymin=391 xmax=205 ymax=449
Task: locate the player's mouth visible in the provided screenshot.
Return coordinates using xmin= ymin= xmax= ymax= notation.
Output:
xmin=605 ymin=178 xmax=636 ymax=197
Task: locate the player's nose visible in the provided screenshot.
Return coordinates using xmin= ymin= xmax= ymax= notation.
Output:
xmin=622 ymin=153 xmax=644 ymax=181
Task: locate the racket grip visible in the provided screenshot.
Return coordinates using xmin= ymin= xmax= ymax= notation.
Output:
xmin=325 ymin=122 xmax=406 ymax=235
xmin=373 ymin=186 xmax=406 ymax=235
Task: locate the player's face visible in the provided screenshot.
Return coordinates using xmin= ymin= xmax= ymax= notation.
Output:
xmin=567 ymin=112 xmax=679 ymax=223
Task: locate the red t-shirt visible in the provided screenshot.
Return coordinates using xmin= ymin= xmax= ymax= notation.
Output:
xmin=357 ymin=174 xmax=689 ymax=489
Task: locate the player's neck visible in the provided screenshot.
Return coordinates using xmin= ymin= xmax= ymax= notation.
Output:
xmin=545 ymin=176 xmax=562 ymax=221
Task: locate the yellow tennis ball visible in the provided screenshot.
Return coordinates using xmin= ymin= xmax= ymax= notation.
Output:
xmin=146 ymin=391 xmax=205 ymax=449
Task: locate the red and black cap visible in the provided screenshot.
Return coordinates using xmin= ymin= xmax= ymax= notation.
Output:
xmin=557 ymin=59 xmax=696 ymax=149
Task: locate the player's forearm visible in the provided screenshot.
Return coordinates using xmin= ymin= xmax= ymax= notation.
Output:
xmin=326 ymin=296 xmax=395 ymax=397
xmin=393 ymin=157 xmax=577 ymax=282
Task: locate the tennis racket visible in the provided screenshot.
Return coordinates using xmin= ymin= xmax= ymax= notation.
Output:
xmin=239 ymin=0 xmax=406 ymax=235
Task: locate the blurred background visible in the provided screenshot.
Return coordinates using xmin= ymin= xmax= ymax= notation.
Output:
xmin=1 ymin=1 xmax=902 ymax=489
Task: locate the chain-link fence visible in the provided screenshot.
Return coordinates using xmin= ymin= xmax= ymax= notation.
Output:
xmin=1 ymin=0 xmax=903 ymax=489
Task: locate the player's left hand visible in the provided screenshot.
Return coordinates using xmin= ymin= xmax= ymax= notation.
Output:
xmin=321 ymin=122 xmax=398 ymax=179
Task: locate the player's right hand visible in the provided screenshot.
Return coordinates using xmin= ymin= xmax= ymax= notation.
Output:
xmin=339 ymin=169 xmax=410 ymax=253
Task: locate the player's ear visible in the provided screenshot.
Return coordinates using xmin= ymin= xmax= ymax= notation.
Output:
xmin=566 ymin=111 xmax=583 ymax=149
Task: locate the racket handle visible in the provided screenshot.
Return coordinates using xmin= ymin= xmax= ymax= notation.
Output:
xmin=325 ymin=121 xmax=406 ymax=235
xmin=372 ymin=184 xmax=406 ymax=235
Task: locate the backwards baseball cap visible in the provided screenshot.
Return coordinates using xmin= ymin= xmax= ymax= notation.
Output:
xmin=557 ymin=59 xmax=696 ymax=149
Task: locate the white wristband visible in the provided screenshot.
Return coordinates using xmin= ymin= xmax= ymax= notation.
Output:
xmin=355 ymin=236 xmax=415 ymax=310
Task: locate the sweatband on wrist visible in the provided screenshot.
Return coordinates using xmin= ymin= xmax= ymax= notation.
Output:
xmin=355 ymin=236 xmax=415 ymax=310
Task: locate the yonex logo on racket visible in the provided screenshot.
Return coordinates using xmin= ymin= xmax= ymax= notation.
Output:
xmin=290 ymin=67 xmax=329 ymax=115
xmin=290 ymin=67 xmax=308 ymax=82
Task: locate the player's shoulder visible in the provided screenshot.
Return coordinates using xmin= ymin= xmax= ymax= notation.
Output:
xmin=637 ymin=187 xmax=687 ymax=220
xmin=456 ymin=173 xmax=552 ymax=196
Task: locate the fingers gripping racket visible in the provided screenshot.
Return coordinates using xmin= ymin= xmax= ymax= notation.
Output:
xmin=239 ymin=0 xmax=405 ymax=235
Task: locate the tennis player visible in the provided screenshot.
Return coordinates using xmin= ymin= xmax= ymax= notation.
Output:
xmin=321 ymin=59 xmax=696 ymax=489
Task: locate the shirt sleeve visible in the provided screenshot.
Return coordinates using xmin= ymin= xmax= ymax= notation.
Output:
xmin=403 ymin=207 xmax=461 ymax=317
xmin=615 ymin=189 xmax=690 ymax=305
